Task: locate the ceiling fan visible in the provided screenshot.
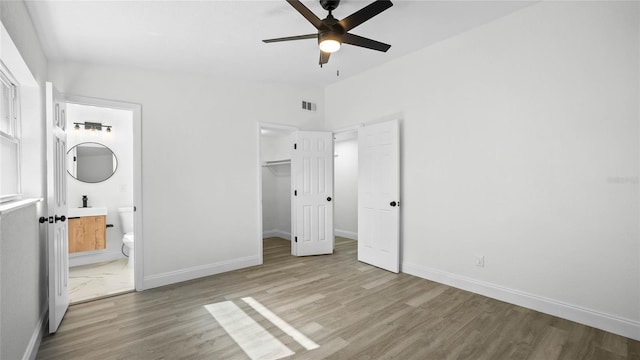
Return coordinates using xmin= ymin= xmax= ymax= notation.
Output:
xmin=263 ymin=0 xmax=393 ymax=67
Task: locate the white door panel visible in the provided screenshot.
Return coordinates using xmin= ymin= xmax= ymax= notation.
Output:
xmin=46 ymin=82 xmax=69 ymax=333
xmin=292 ymin=131 xmax=334 ymax=256
xmin=358 ymin=120 xmax=400 ymax=273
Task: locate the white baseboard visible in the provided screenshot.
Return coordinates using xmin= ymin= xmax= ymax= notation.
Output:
xmin=23 ymin=306 xmax=47 ymax=360
xmin=143 ymin=255 xmax=261 ymax=290
xmin=402 ymin=262 xmax=640 ymax=341
xmin=69 ymin=250 xmax=125 ymax=267
xmin=335 ymin=229 xmax=357 ymax=240
xmin=263 ymin=229 xmax=291 ymax=241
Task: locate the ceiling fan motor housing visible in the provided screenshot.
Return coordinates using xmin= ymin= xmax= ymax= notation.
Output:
xmin=321 ymin=13 xmax=343 ymax=34
xmin=319 ymin=30 xmax=342 ymax=45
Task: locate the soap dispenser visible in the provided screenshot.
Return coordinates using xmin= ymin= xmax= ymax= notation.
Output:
xmin=82 ymin=195 xmax=88 ymax=208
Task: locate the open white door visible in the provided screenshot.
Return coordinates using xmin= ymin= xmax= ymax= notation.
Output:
xmin=358 ymin=119 xmax=400 ymax=273
xmin=46 ymin=82 xmax=69 ymax=333
xmin=291 ymin=131 xmax=334 ymax=256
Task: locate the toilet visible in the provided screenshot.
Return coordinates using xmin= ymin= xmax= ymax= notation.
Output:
xmin=117 ymin=207 xmax=135 ymax=268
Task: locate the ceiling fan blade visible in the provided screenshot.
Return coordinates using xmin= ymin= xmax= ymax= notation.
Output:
xmin=342 ymin=33 xmax=391 ymax=52
xmin=338 ymin=0 xmax=393 ymax=32
xmin=319 ymin=51 xmax=331 ymax=66
xmin=263 ymin=34 xmax=317 ymax=43
xmin=286 ymin=0 xmax=325 ymax=30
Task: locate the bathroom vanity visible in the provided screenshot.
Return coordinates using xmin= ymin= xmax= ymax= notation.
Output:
xmin=68 ymin=207 xmax=108 ymax=253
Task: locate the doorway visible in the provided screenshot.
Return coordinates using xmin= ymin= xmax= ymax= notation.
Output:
xmin=63 ymin=96 xmax=142 ymax=303
xmin=258 ymin=123 xmax=336 ymax=260
xmin=256 ymin=120 xmax=400 ymax=271
xmin=259 ymin=123 xmax=296 ymax=261
xmin=333 ymin=129 xmax=359 ymax=242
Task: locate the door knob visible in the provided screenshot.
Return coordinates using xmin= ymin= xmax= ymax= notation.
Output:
xmin=55 ymin=215 xmax=66 ymax=223
xmin=327 ymin=197 xmax=332 ymax=202
xmin=39 ymin=216 xmax=51 ymax=224
xmin=390 ymin=201 xmax=397 ymax=207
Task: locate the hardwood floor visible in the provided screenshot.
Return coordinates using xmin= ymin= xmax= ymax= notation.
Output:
xmin=37 ymin=237 xmax=639 ymax=360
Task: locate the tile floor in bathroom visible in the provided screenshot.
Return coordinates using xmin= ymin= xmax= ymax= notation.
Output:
xmin=69 ymin=259 xmax=134 ymax=304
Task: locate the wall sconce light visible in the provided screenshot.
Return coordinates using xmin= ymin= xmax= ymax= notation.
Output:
xmin=73 ymin=121 xmax=113 ymax=133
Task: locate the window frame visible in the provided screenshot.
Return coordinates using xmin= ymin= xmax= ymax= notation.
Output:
xmin=0 ymin=63 xmax=22 ymax=203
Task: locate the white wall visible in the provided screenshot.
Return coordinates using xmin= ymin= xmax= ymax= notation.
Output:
xmin=48 ymin=61 xmax=324 ymax=288
xmin=325 ymin=1 xmax=640 ymax=340
xmin=261 ymin=134 xmax=293 ymax=162
xmin=1 ymin=205 xmax=42 ymax=360
xmin=0 ymin=0 xmax=49 ymax=358
xmin=261 ymin=134 xmax=292 ymax=240
xmin=66 ymin=103 xmax=134 ymax=267
xmin=334 ymin=137 xmax=358 ymax=239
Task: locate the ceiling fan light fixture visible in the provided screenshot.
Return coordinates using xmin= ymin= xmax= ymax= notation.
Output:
xmin=319 ymin=39 xmax=341 ymax=53
xmin=319 ymin=32 xmax=342 ymax=53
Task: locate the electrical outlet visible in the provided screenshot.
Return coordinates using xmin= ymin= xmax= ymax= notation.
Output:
xmin=475 ymin=255 xmax=485 ymax=267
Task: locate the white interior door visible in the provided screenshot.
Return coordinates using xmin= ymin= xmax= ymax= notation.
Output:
xmin=291 ymin=131 xmax=334 ymax=256
xmin=46 ymin=82 xmax=69 ymax=333
xmin=358 ymin=119 xmax=400 ymax=273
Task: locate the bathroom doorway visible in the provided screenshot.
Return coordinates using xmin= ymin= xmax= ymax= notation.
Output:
xmin=63 ymin=96 xmax=142 ymax=303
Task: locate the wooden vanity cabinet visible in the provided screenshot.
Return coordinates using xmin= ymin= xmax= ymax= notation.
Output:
xmin=68 ymin=215 xmax=106 ymax=253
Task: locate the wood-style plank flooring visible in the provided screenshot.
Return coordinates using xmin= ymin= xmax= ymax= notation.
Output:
xmin=37 ymin=237 xmax=640 ymax=359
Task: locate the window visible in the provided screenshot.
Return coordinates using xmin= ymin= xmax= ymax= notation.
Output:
xmin=0 ymin=67 xmax=21 ymax=203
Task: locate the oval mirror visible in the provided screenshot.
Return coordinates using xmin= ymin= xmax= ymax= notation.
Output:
xmin=67 ymin=142 xmax=118 ymax=183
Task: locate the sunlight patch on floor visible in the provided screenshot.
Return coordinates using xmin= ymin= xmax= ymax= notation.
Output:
xmin=242 ymin=297 xmax=319 ymax=351
xmin=205 ymin=297 xmax=319 ymax=360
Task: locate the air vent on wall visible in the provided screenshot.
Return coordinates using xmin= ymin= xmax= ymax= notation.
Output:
xmin=301 ymin=100 xmax=317 ymax=112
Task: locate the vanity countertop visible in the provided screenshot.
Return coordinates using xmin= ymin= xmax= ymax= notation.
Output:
xmin=68 ymin=207 xmax=108 ymax=217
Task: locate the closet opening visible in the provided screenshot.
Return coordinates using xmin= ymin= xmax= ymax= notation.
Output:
xmin=258 ymin=123 xmax=297 ymax=262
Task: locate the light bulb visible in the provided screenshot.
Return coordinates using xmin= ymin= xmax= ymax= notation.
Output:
xmin=319 ymin=39 xmax=341 ymax=53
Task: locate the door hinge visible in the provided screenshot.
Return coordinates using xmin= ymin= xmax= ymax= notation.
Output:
xmin=294 ymin=143 xmax=297 ymax=150
xmin=294 ymin=190 xmax=297 ymax=196
xmin=295 ymin=236 xmax=298 ymax=243
xmin=134 ymin=206 xmax=137 ymax=211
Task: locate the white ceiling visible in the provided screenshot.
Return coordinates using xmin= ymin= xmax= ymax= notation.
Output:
xmin=24 ymin=0 xmax=534 ymax=86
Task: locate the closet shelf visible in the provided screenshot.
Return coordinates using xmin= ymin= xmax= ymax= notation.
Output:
xmin=262 ymin=159 xmax=291 ymax=176
xmin=262 ymin=159 xmax=291 ymax=167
